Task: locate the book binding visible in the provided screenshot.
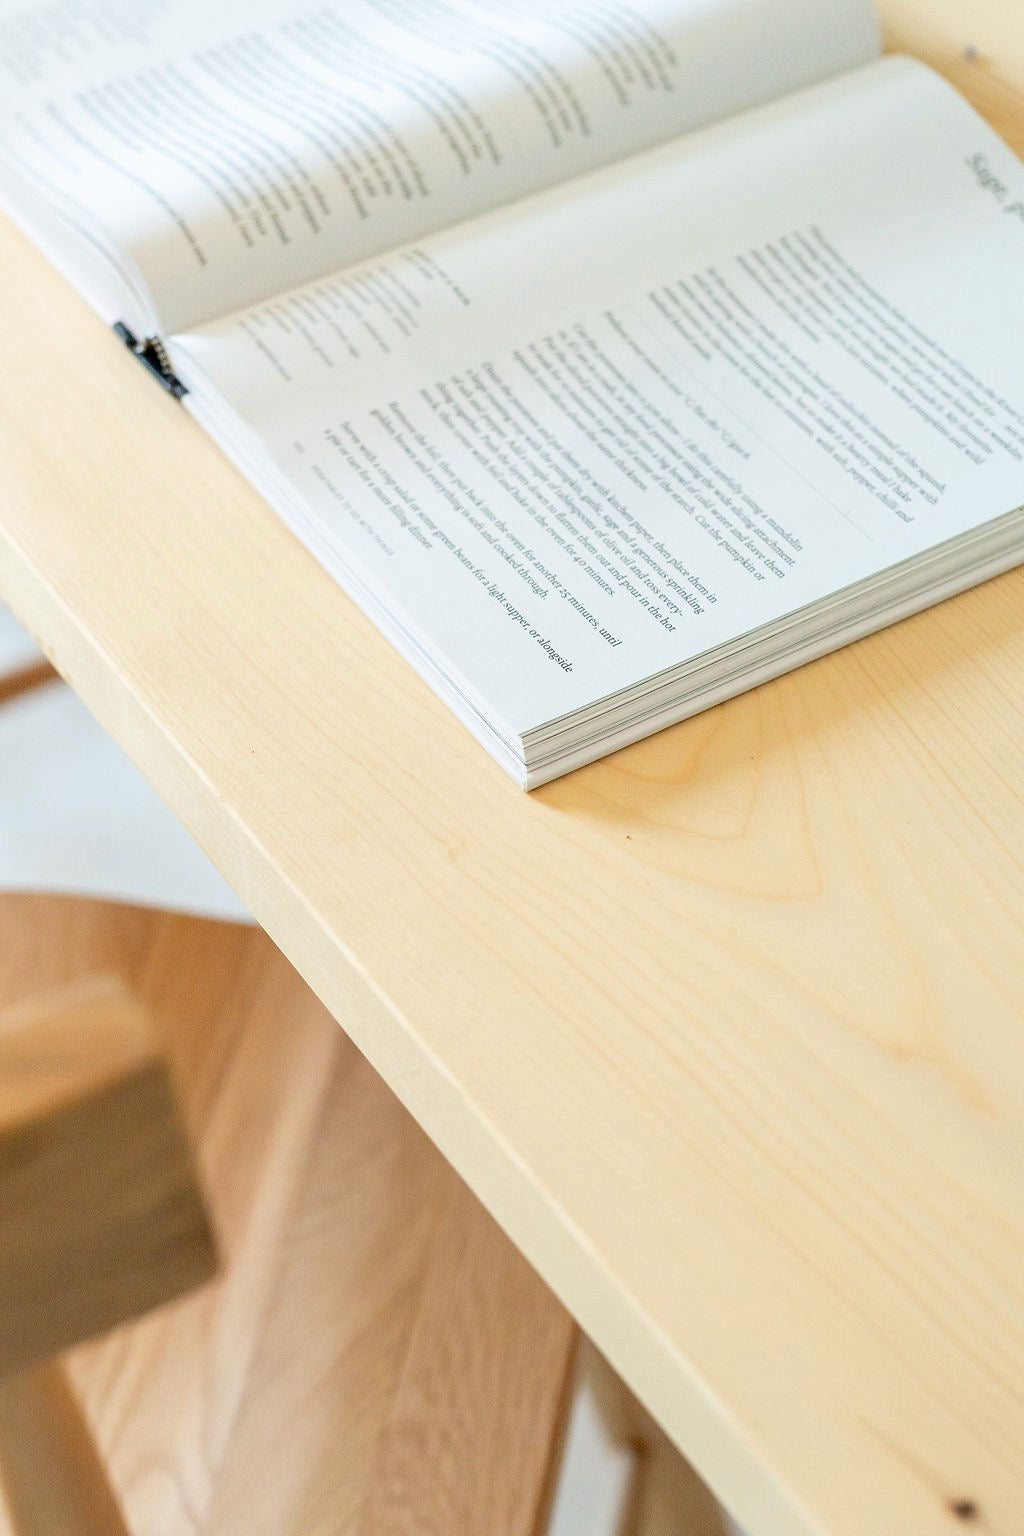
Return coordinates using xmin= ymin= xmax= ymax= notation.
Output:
xmin=113 ymin=323 xmax=187 ymax=399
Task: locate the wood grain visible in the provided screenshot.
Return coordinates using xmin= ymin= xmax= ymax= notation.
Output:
xmin=0 ymin=970 xmax=208 ymax=1536
xmin=0 ymin=897 xmax=339 ymax=1536
xmin=0 ymin=897 xmax=576 ymax=1536
xmin=0 ymin=976 xmax=153 ymax=1131
xmin=0 ymin=6 xmax=1022 ymax=1535
xmin=0 ymin=976 xmax=216 ymax=1376
xmin=0 ymin=1365 xmax=131 ymax=1536
xmin=357 ymin=1177 xmax=576 ymax=1536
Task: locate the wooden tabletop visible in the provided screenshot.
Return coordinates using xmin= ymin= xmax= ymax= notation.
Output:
xmin=1 ymin=5 xmax=1022 ymax=1534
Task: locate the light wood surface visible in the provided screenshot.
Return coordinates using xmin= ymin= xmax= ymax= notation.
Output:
xmin=0 ymin=976 xmax=153 ymax=1132
xmin=356 ymin=1176 xmax=575 ymax=1536
xmin=0 ymin=968 xmax=212 ymax=1536
xmin=0 ymin=975 xmax=217 ymax=1376
xmin=0 ymin=896 xmax=339 ymax=1536
xmin=0 ymin=7 xmax=1022 ymax=1535
xmin=0 ymin=897 xmax=577 ymax=1536
xmin=0 ymin=1364 xmax=131 ymax=1536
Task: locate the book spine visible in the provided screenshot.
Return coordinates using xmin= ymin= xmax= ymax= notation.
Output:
xmin=113 ymin=323 xmax=188 ymax=399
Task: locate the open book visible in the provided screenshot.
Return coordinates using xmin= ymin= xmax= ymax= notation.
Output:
xmin=3 ymin=0 xmax=1024 ymax=786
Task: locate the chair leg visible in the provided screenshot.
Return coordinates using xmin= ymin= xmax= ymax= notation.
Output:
xmin=0 ymin=1362 xmax=130 ymax=1536
xmin=580 ymin=1343 xmax=734 ymax=1536
xmin=0 ymin=661 xmax=56 ymax=709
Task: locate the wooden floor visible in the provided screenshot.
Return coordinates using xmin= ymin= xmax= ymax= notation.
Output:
xmin=0 ymin=898 xmax=573 ymax=1536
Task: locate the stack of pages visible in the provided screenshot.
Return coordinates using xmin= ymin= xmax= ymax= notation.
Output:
xmin=2 ymin=0 xmax=1023 ymax=785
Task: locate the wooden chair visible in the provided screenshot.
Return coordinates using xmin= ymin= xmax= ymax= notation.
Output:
xmin=0 ymin=894 xmax=578 ymax=1536
xmin=575 ymin=1344 xmax=739 ymax=1536
xmin=0 ymin=641 xmax=581 ymax=1535
xmin=0 ymin=608 xmax=52 ymax=708
xmin=0 ymin=976 xmax=218 ymax=1536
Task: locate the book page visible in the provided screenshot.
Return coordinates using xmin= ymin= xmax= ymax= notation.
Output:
xmin=0 ymin=0 xmax=879 ymax=333
xmin=174 ymin=56 xmax=1024 ymax=745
